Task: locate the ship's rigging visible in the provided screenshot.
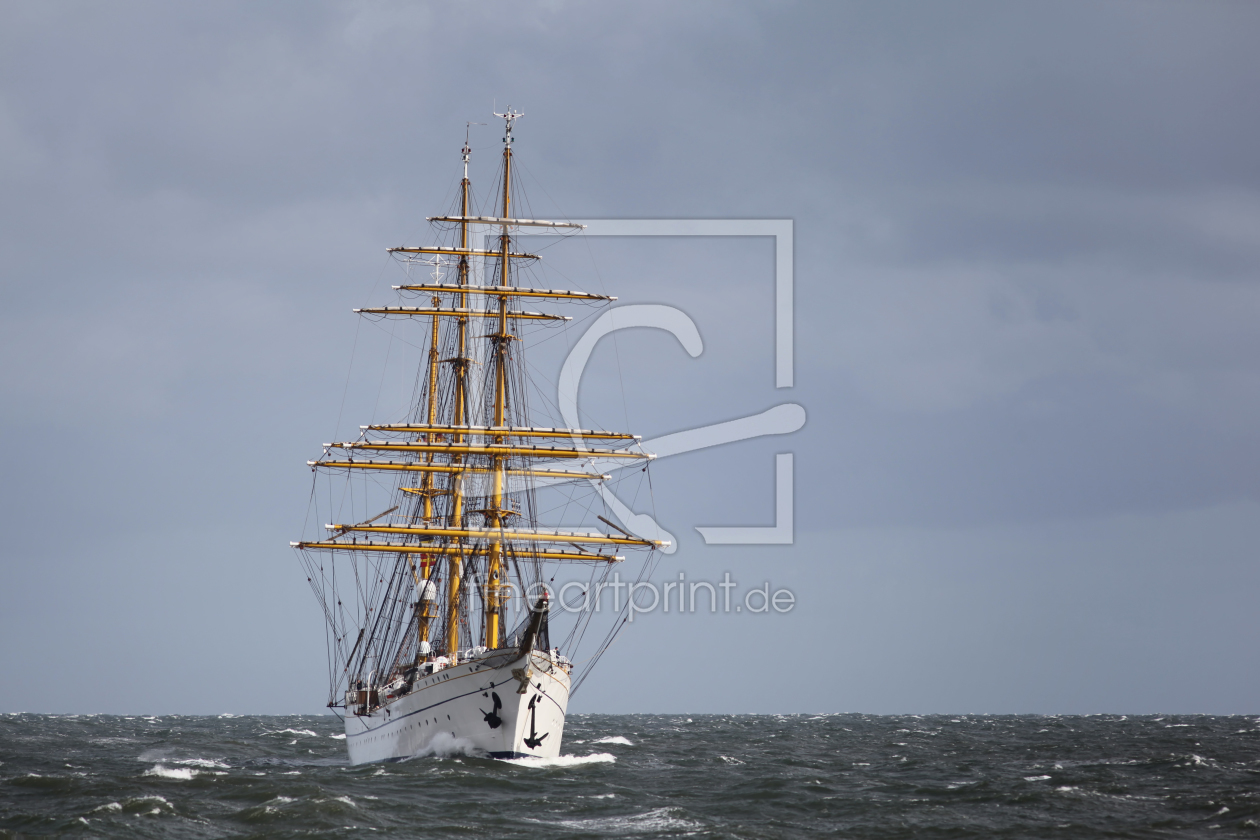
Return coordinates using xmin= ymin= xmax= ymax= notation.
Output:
xmin=294 ymin=113 xmax=665 ymax=711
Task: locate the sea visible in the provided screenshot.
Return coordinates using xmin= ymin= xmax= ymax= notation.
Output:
xmin=1 ymin=713 xmax=1257 ymax=838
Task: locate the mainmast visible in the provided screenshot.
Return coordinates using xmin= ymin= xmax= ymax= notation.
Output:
xmin=485 ymin=108 xmax=522 ymax=651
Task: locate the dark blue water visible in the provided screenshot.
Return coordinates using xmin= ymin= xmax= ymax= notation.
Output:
xmin=2 ymin=713 xmax=1257 ymax=838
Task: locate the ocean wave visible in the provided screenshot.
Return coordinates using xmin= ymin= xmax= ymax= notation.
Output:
xmin=6 ymin=713 xmax=1255 ymax=836
xmin=502 ymin=752 xmax=616 ymax=768
xmin=112 ymin=795 xmax=174 ymax=815
xmin=592 ymin=735 xmax=634 ymax=746
xmin=172 ymin=758 xmax=230 ymax=769
xmin=264 ymin=728 xmax=319 ymax=737
xmin=262 ymin=795 xmax=295 ymax=813
xmin=553 ymin=806 xmax=701 ymax=833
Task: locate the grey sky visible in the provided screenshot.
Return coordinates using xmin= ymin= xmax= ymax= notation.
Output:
xmin=1 ymin=1 xmax=1257 ymax=714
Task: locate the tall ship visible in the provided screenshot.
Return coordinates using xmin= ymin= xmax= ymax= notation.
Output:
xmin=293 ymin=111 xmax=666 ymax=763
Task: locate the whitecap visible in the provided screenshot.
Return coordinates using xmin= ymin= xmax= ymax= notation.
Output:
xmin=123 ymin=795 xmax=173 ymax=812
xmin=265 ymin=728 xmax=319 ymax=737
xmin=144 ymin=764 xmax=196 ymax=780
xmin=330 ymin=733 xmax=347 ymax=740
xmin=261 ymin=795 xmax=295 ymax=813
xmin=719 ymin=755 xmax=745 ymax=765
xmin=89 ymin=737 xmax=136 ymax=746
xmin=1024 ymin=775 xmax=1051 ymax=781
xmin=502 ymin=752 xmax=616 ymax=768
xmin=553 ymin=807 xmax=700 ymax=833
xmin=92 ymin=802 xmax=123 ymax=813
xmin=592 ymin=735 xmax=633 ymax=746
xmin=173 ymin=758 xmax=229 ymax=769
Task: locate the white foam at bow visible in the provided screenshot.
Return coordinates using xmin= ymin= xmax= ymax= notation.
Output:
xmin=501 ymin=752 xmax=616 ymax=768
xmin=411 ymin=731 xmax=478 ymax=758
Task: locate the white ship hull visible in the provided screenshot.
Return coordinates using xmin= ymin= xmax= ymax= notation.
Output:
xmin=344 ymin=648 xmax=570 ymax=764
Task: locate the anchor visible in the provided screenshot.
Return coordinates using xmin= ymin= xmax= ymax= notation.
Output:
xmin=479 ymin=691 xmax=503 ymax=729
xmin=523 ymin=694 xmax=548 ymax=750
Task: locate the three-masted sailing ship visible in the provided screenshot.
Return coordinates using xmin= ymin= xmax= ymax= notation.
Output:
xmin=293 ymin=111 xmax=666 ymax=763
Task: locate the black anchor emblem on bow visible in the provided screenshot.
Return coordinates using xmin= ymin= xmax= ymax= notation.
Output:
xmin=480 ymin=691 xmax=503 ymax=729
xmin=523 ymin=694 xmax=549 ymax=749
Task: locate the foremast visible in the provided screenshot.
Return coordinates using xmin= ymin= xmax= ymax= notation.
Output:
xmin=445 ymin=128 xmax=473 ymax=661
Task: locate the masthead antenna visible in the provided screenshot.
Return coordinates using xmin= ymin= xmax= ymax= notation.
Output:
xmin=493 ymin=107 xmax=523 ymax=148
xmin=462 ymin=121 xmax=485 ymax=180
